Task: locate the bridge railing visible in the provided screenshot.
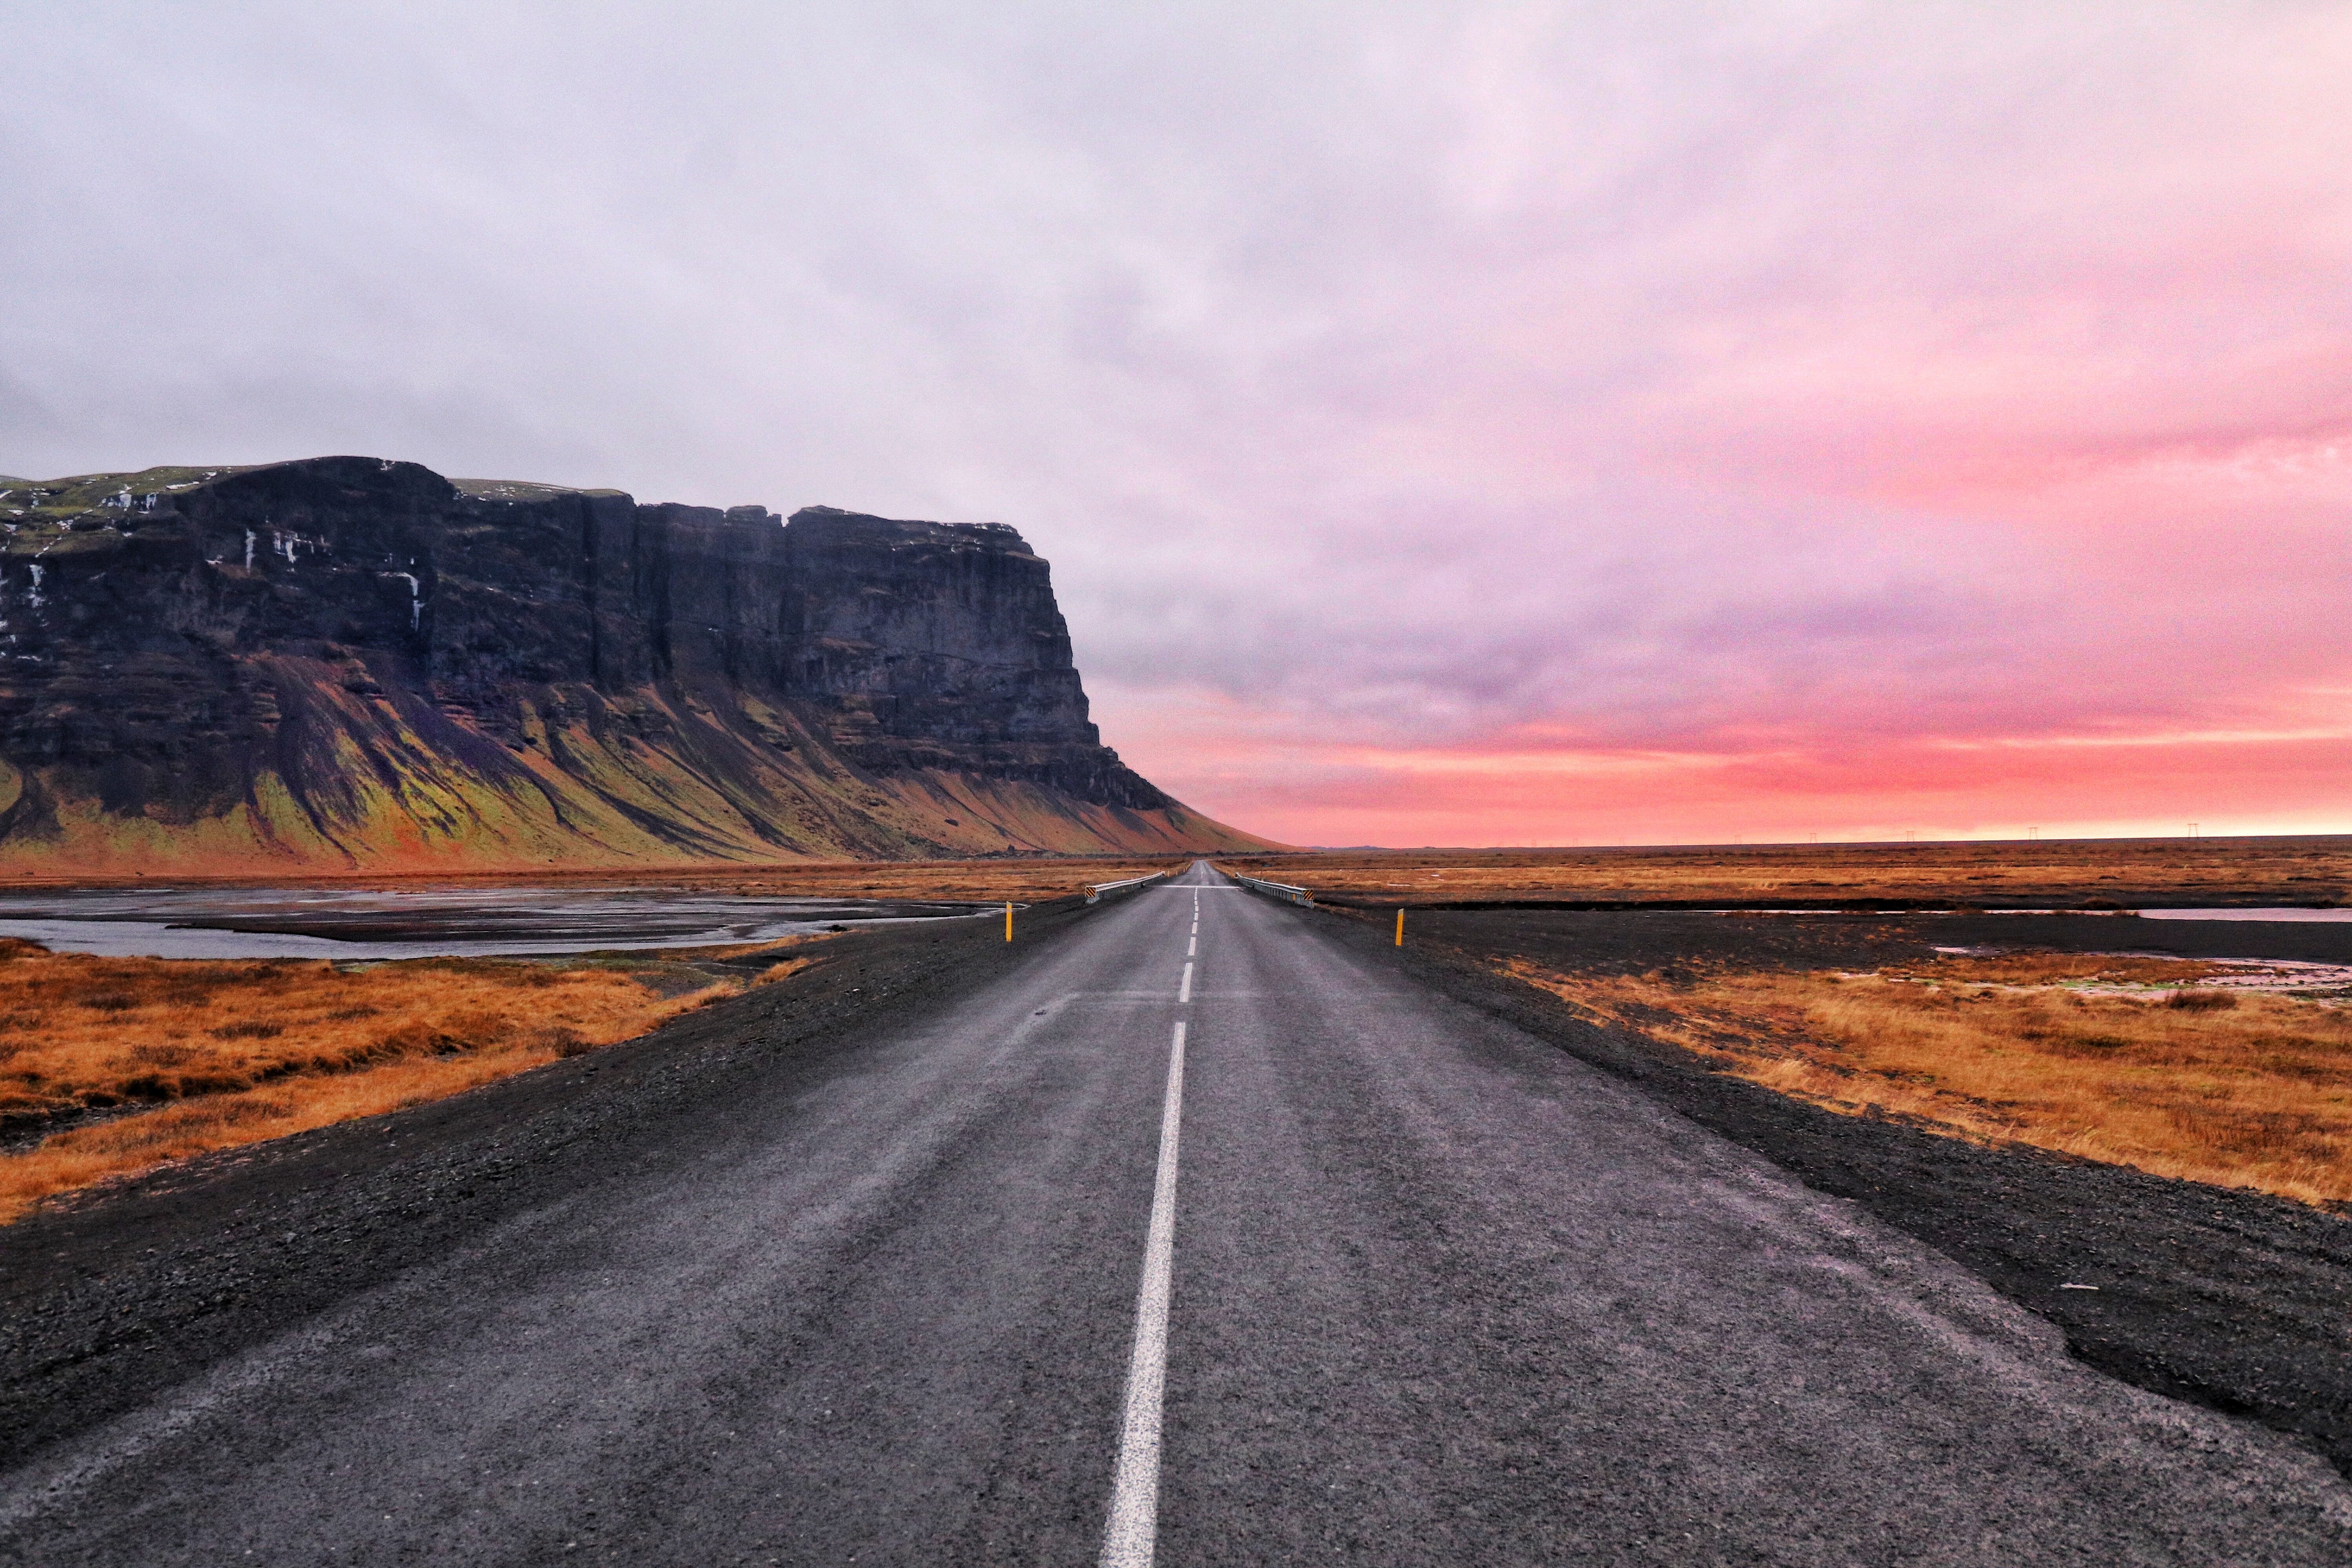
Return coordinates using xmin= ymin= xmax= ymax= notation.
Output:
xmin=1086 ymin=871 xmax=1169 ymax=904
xmin=1230 ymin=871 xmax=1315 ymax=907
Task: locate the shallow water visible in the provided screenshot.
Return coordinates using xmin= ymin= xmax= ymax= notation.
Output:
xmin=1710 ymin=907 xmax=2352 ymax=923
xmin=0 ymin=886 xmax=990 ymax=961
xmin=2140 ymin=908 xmax=2352 ymax=923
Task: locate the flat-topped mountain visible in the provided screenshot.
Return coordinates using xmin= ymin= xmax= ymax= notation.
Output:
xmin=0 ymin=457 xmax=1269 ymax=872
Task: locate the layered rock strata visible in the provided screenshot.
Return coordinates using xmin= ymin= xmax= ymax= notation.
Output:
xmin=0 ymin=457 xmax=1265 ymax=872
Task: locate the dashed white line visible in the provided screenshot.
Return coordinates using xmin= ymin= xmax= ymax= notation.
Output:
xmin=1099 ymin=1020 xmax=1186 ymax=1568
xmin=1178 ymin=963 xmax=1191 ymax=1004
xmin=1186 ymin=937 xmax=1196 ymax=956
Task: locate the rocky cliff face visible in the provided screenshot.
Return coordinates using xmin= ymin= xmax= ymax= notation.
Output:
xmin=0 ymin=456 xmax=1265 ymax=872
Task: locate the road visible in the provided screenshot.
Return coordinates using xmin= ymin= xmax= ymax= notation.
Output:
xmin=4 ymin=862 xmax=2348 ymax=1564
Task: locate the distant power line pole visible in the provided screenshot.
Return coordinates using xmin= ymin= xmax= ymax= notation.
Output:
xmin=2027 ymin=826 xmax=2038 ymax=841
xmin=2188 ymin=822 xmax=2200 ymax=839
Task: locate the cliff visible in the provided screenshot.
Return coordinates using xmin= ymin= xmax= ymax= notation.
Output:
xmin=0 ymin=457 xmax=1271 ymax=873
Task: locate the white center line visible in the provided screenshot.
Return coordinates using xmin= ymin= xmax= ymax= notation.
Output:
xmin=1100 ymin=1020 xmax=1186 ymax=1568
xmin=1178 ymin=962 xmax=1192 ymax=1004
xmin=1186 ymin=936 xmax=1196 ymax=956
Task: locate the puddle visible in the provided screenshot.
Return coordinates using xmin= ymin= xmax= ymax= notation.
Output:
xmin=0 ymin=886 xmax=990 ymax=960
xmin=1719 ymin=907 xmax=2350 ymax=922
xmin=2138 ymin=908 xmax=2352 ymax=922
xmin=1918 ymin=950 xmax=2352 ymax=998
xmin=2194 ymin=960 xmax=2352 ymax=992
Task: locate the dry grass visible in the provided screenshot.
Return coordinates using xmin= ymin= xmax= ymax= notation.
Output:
xmin=1221 ymin=837 xmax=2352 ymax=907
xmin=0 ymin=936 xmax=829 ymax=1224
xmin=750 ymin=955 xmax=818 ymax=988
xmin=1512 ymin=951 xmax=2352 ymax=1204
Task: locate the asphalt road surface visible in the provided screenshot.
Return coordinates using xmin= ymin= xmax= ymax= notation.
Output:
xmin=5 ymin=863 xmax=2349 ymax=1565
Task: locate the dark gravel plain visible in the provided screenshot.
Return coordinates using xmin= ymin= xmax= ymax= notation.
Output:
xmin=1334 ymin=902 xmax=2352 ymax=1476
xmin=0 ymin=895 xmax=1103 ymax=1464
xmin=1392 ymin=905 xmax=2352 ymax=972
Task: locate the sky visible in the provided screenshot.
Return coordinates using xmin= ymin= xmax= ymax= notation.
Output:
xmin=5 ymin=1 xmax=2348 ymax=848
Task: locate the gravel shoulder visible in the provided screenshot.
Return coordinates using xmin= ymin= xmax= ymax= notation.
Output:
xmin=1313 ymin=901 xmax=2352 ymax=1477
xmin=0 ymin=896 xmax=1106 ymax=1464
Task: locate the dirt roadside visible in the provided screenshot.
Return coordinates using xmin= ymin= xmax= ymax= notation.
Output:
xmin=1304 ymin=899 xmax=2352 ymax=1478
xmin=0 ymin=894 xmax=1115 ymax=1464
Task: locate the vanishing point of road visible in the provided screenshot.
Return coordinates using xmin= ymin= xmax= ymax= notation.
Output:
xmin=4 ymin=862 xmax=2347 ymax=1564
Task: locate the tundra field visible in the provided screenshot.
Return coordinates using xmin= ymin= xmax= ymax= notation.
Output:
xmin=1510 ymin=951 xmax=2352 ymax=1205
xmin=1221 ymin=834 xmax=2352 ymax=907
xmin=0 ymin=938 xmax=832 ymax=1224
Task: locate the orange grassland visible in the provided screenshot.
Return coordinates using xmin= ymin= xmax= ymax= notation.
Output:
xmin=1515 ymin=951 xmax=2352 ymax=1205
xmin=0 ymin=939 xmax=824 ymax=1224
xmin=1220 ymin=836 xmax=2352 ymax=907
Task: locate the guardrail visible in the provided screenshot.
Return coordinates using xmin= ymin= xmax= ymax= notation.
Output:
xmin=1230 ymin=871 xmax=1315 ymax=907
xmin=1086 ymin=871 xmax=1170 ymax=904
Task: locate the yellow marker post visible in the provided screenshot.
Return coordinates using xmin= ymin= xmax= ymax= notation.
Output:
xmin=1005 ymin=901 xmax=1014 ymax=942
xmin=1395 ymin=907 xmax=1404 ymax=947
